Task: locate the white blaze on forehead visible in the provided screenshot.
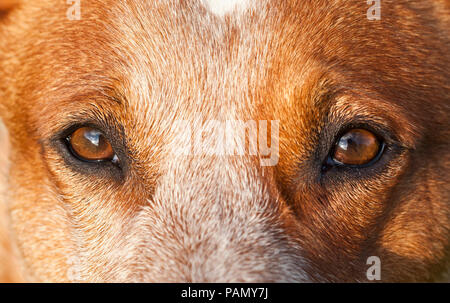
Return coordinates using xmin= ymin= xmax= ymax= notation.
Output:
xmin=202 ymin=0 xmax=251 ymax=17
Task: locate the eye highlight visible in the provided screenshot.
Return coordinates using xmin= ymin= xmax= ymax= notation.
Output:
xmin=67 ymin=127 xmax=118 ymax=163
xmin=331 ymin=128 xmax=383 ymax=166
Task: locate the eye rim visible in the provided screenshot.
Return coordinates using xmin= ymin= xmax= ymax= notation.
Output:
xmin=323 ymin=127 xmax=387 ymax=171
xmin=65 ymin=127 xmax=119 ymax=164
xmin=48 ymin=116 xmax=129 ymax=181
xmin=330 ymin=138 xmax=386 ymax=168
xmin=57 ymin=122 xmax=125 ymax=170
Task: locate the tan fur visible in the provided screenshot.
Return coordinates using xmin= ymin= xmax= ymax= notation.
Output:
xmin=0 ymin=0 xmax=449 ymax=282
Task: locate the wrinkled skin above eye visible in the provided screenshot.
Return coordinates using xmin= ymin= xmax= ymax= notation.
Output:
xmin=68 ymin=127 xmax=115 ymax=162
xmin=333 ymin=129 xmax=381 ymax=166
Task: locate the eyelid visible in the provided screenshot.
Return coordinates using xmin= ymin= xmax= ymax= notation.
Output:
xmin=53 ymin=119 xmax=128 ymax=169
xmin=55 ymin=118 xmax=124 ymax=151
xmin=47 ymin=105 xmax=124 ymax=142
xmin=329 ymin=93 xmax=418 ymax=150
xmin=329 ymin=120 xmax=397 ymax=150
xmin=318 ymin=121 xmax=392 ymax=175
xmin=64 ymin=131 xmax=117 ymax=164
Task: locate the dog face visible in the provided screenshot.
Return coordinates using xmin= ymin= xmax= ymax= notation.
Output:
xmin=0 ymin=0 xmax=448 ymax=282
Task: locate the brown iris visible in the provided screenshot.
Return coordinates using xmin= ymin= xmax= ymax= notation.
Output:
xmin=333 ymin=129 xmax=382 ymax=166
xmin=68 ymin=127 xmax=115 ymax=162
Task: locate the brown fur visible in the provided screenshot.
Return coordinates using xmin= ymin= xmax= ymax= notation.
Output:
xmin=0 ymin=0 xmax=449 ymax=282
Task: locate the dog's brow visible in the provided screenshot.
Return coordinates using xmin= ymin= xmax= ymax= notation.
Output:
xmin=64 ymin=87 xmax=125 ymax=108
xmin=97 ymin=87 xmax=125 ymax=106
xmin=305 ymin=77 xmax=342 ymax=111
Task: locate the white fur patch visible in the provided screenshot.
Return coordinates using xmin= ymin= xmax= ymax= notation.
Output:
xmin=202 ymin=0 xmax=251 ymax=17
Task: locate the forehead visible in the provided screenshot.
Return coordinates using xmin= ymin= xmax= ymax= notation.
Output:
xmin=17 ymin=0 xmax=445 ymax=135
xmin=202 ymin=0 xmax=253 ymax=16
xmin=29 ymin=0 xmax=341 ymax=113
xmin=28 ymin=0 xmax=272 ymax=118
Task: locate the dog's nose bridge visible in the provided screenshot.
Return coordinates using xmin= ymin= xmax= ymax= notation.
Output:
xmin=157 ymin=154 xmax=263 ymax=216
xmin=127 ymin=155 xmax=307 ymax=282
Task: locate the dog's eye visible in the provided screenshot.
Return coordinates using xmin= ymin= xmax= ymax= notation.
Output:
xmin=67 ymin=127 xmax=117 ymax=162
xmin=332 ymin=129 xmax=382 ymax=166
